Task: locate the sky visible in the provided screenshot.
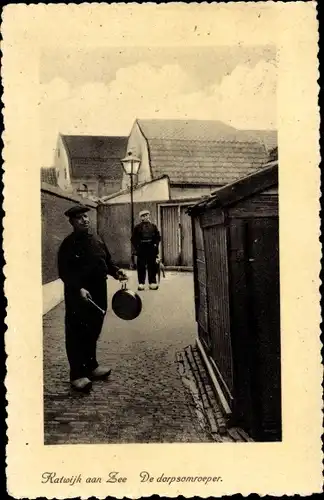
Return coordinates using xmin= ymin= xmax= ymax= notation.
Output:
xmin=39 ymin=45 xmax=277 ymax=167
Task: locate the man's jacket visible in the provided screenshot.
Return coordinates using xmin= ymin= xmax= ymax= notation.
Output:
xmin=58 ymin=231 xmax=120 ymax=292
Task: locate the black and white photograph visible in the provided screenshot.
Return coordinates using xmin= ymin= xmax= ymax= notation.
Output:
xmin=40 ymin=43 xmax=280 ymax=444
xmin=3 ymin=3 xmax=321 ymax=498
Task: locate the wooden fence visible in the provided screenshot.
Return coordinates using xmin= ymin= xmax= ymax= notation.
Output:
xmin=98 ymin=198 xmax=200 ymax=268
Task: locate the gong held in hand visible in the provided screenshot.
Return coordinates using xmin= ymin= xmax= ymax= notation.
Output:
xmin=112 ymin=281 xmax=142 ymax=320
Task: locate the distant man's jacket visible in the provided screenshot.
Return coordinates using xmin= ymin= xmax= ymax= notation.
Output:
xmin=131 ymin=221 xmax=161 ymax=255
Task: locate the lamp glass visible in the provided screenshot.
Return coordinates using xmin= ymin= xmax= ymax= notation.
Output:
xmin=121 ymin=153 xmax=141 ymax=175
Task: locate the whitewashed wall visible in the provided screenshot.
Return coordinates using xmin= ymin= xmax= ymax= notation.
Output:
xmin=106 ymin=177 xmax=169 ymax=204
xmin=54 ymin=135 xmax=73 ymax=192
xmin=122 ymin=121 xmax=151 ymax=189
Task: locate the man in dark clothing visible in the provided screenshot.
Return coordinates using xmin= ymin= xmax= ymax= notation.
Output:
xmin=131 ymin=209 xmax=161 ymax=291
xmin=58 ymin=204 xmax=127 ymax=392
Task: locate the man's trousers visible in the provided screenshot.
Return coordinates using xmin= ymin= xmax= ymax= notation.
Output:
xmin=136 ymin=245 xmax=158 ymax=285
xmin=64 ymin=280 xmax=107 ymax=381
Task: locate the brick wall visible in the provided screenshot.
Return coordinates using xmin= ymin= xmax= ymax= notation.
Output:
xmin=41 ymin=183 xmax=97 ymax=284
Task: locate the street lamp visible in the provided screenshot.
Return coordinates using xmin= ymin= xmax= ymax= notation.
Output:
xmin=121 ymin=151 xmax=141 ymax=268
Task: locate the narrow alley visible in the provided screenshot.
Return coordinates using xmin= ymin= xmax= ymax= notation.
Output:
xmin=44 ymin=272 xmax=250 ymax=444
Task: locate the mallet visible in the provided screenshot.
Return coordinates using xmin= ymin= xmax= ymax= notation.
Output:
xmin=87 ymin=298 xmax=106 ymax=315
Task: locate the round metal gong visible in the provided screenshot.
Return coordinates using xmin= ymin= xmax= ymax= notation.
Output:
xmin=111 ymin=282 xmax=142 ymax=320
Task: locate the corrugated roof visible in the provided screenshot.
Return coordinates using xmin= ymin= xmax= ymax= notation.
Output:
xmin=41 ymin=167 xmax=58 ymax=186
xmin=61 ymin=135 xmax=128 ymax=180
xmin=136 ymin=119 xmax=275 ymax=185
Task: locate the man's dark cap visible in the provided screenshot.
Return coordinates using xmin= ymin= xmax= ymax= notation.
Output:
xmin=64 ymin=204 xmax=90 ymax=218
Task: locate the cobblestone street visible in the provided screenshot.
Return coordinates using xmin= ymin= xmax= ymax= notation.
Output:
xmin=43 ymin=271 xmax=216 ymax=444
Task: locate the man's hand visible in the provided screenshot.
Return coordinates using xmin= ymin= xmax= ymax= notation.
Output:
xmin=116 ymin=269 xmax=128 ymax=281
xmin=80 ymin=288 xmax=92 ymax=301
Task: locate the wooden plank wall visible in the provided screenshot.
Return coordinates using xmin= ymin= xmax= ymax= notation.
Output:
xmin=203 ymin=223 xmax=233 ymax=394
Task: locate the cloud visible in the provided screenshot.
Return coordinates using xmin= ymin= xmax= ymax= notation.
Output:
xmin=40 ymin=77 xmax=70 ymax=103
xmin=211 ymin=59 xmax=277 ymax=128
xmin=40 ymin=60 xmax=277 ymax=166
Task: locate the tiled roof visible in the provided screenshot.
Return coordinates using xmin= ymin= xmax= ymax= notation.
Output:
xmin=238 ymin=129 xmax=278 ymax=152
xmin=61 ymin=135 xmax=128 ymax=180
xmin=136 ymin=119 xmax=275 ymax=185
xmin=41 ymin=167 xmax=58 ymax=186
xmin=137 ymin=119 xmax=238 ymax=142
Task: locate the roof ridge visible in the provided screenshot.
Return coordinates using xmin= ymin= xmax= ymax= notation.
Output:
xmin=137 ymin=118 xmax=232 ymax=123
xmin=147 ymin=138 xmax=266 ymax=143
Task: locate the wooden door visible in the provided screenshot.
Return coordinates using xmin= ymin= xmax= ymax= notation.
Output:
xmin=180 ymin=206 xmax=193 ymax=266
xmin=229 ymin=216 xmax=281 ymax=440
xmin=246 ymin=217 xmax=281 ymax=440
xmin=160 ymin=205 xmax=180 ymax=266
xmin=228 ymin=218 xmax=257 ymax=431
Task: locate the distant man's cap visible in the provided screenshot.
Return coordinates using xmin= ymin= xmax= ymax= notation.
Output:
xmin=64 ymin=204 xmax=90 ymax=218
xmin=139 ymin=210 xmax=150 ymax=217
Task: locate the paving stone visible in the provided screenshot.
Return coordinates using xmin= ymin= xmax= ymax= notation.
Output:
xmin=43 ymin=272 xmax=213 ymax=444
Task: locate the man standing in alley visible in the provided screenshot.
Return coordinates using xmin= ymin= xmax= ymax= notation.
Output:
xmin=131 ymin=209 xmax=161 ymax=291
xmin=58 ymin=204 xmax=128 ymax=392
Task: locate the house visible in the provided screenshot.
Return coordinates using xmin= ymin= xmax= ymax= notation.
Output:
xmin=100 ymin=119 xmax=277 ymax=268
xmin=188 ymin=160 xmax=280 ymax=441
xmin=123 ymin=118 xmax=277 ymax=199
xmin=54 ymin=134 xmax=128 ymax=199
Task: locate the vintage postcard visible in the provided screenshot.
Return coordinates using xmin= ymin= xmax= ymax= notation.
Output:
xmin=3 ymin=2 xmax=322 ymax=498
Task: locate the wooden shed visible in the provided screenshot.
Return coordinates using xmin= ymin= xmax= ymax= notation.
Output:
xmin=188 ymin=161 xmax=281 ymax=441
